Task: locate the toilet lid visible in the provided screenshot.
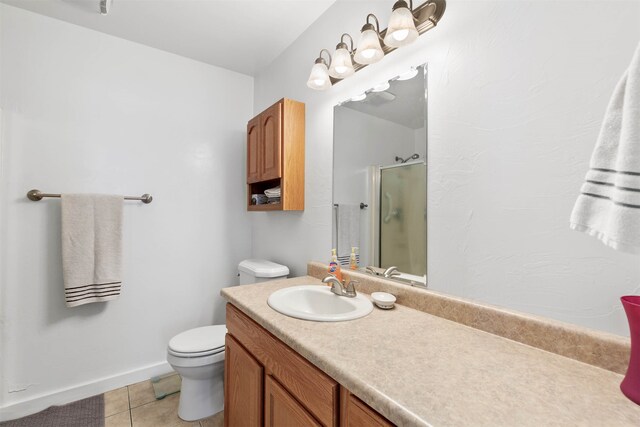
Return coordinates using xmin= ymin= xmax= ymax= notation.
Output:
xmin=168 ymin=325 xmax=226 ymax=354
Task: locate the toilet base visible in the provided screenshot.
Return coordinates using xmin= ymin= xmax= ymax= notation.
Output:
xmin=178 ymin=376 xmax=224 ymax=421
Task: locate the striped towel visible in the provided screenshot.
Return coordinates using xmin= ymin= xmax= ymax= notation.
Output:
xmin=570 ymin=41 xmax=640 ymax=253
xmin=61 ymin=194 xmax=123 ymax=307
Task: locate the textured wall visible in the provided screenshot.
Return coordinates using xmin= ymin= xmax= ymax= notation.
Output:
xmin=0 ymin=5 xmax=253 ymax=414
xmin=252 ymin=0 xmax=640 ymax=336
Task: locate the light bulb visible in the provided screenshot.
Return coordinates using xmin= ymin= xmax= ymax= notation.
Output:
xmin=329 ymin=45 xmax=355 ymax=79
xmin=361 ymin=49 xmax=376 ymax=59
xmin=371 ymin=81 xmax=390 ymax=92
xmin=354 ymin=25 xmax=384 ymax=65
xmin=307 ymin=60 xmax=331 ymax=91
xmin=396 ymin=67 xmax=419 ymax=81
xmin=384 ymin=1 xmax=419 ymax=48
xmin=392 ymin=29 xmax=409 ymax=41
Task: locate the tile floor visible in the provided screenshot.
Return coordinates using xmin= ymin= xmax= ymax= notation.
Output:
xmin=104 ymin=378 xmax=223 ymax=427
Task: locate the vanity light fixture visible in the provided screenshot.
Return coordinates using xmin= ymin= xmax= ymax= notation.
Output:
xmin=384 ymin=0 xmax=419 ymax=48
xmin=306 ymin=0 xmax=445 ymax=90
xmin=371 ymin=81 xmax=391 ymax=92
xmin=307 ymin=49 xmax=332 ymax=90
xmin=354 ymin=14 xmax=385 ymax=65
xmin=396 ymin=67 xmax=419 ymax=81
xmin=328 ymin=34 xmax=356 ymax=79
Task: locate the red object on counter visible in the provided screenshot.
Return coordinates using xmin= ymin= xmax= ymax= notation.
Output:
xmin=621 ymin=295 xmax=640 ymax=405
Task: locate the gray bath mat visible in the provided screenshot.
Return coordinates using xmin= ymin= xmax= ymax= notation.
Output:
xmin=151 ymin=373 xmax=181 ymax=399
xmin=0 ymin=394 xmax=104 ymax=427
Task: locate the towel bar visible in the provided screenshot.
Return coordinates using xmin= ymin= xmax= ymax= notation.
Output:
xmin=27 ymin=189 xmax=153 ymax=204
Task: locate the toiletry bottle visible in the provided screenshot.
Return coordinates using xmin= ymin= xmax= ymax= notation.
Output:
xmin=349 ymin=247 xmax=358 ymax=270
xmin=328 ymin=249 xmax=344 ymax=283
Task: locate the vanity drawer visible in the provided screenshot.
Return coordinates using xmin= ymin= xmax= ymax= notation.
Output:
xmin=226 ymin=303 xmax=339 ymax=427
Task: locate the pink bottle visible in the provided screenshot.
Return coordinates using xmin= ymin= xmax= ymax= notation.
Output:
xmin=621 ymin=296 xmax=640 ymax=405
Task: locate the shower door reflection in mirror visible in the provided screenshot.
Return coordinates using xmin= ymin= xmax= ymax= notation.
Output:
xmin=380 ymin=161 xmax=426 ymax=276
xmin=333 ymin=64 xmax=427 ymax=285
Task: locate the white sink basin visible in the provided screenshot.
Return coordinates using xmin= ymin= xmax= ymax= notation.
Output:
xmin=267 ymin=285 xmax=373 ymax=322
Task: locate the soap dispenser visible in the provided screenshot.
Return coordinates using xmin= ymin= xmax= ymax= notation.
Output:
xmin=328 ymin=248 xmax=344 ymax=282
xmin=349 ymin=247 xmax=359 ymax=270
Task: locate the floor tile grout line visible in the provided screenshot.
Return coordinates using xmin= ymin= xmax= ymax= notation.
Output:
xmin=126 ymin=386 xmax=133 ymax=427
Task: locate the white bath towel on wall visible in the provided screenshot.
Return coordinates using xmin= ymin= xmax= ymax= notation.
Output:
xmin=570 ymin=42 xmax=640 ymax=253
xmin=336 ymin=204 xmax=360 ymax=263
xmin=62 ymin=194 xmax=123 ymax=307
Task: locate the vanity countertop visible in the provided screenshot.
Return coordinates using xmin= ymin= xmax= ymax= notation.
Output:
xmin=221 ymin=276 xmax=640 ymax=426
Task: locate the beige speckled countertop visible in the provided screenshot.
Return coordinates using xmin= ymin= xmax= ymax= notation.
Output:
xmin=221 ymin=276 xmax=640 ymax=427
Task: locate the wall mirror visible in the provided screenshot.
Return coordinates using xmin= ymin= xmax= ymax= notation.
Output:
xmin=333 ymin=64 xmax=427 ymax=287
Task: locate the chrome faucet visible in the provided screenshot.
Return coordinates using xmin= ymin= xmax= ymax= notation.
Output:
xmin=383 ymin=266 xmax=401 ymax=278
xmin=365 ymin=265 xmax=401 ymax=278
xmin=322 ymin=276 xmax=358 ymax=298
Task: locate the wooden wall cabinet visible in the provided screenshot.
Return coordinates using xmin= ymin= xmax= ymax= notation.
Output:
xmin=225 ymin=304 xmax=394 ymax=427
xmin=246 ymin=98 xmax=305 ymax=211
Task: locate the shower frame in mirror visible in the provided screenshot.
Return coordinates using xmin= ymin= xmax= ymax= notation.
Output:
xmin=332 ymin=64 xmax=427 ymax=288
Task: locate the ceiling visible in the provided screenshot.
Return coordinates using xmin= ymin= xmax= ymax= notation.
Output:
xmin=1 ymin=0 xmax=336 ymax=76
xmin=342 ymin=66 xmax=426 ymax=129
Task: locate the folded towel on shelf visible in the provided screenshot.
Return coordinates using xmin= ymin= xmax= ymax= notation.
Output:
xmin=61 ymin=194 xmax=123 ymax=307
xmin=570 ymin=41 xmax=640 ymax=253
xmin=335 ymin=204 xmax=360 ymax=262
xmin=251 ymin=194 xmax=268 ymax=205
xmin=264 ymin=186 xmax=281 ymax=198
xmin=267 ymin=197 xmax=281 ymax=204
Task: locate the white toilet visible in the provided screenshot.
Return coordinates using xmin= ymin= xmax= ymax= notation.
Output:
xmin=166 ymin=259 xmax=289 ymax=421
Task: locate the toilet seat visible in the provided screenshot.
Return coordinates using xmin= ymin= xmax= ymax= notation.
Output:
xmin=167 ymin=347 xmax=225 ymax=368
xmin=168 ymin=325 xmax=226 ymax=355
xmin=167 ymin=346 xmax=224 ymax=358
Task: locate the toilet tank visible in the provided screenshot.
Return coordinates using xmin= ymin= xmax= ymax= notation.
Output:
xmin=238 ymin=259 xmax=289 ymax=285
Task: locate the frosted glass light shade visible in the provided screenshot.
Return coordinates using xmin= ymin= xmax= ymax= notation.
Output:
xmin=383 ymin=6 xmax=419 ymax=48
xmin=328 ymin=47 xmax=354 ymax=79
xmin=307 ymin=62 xmax=331 ymax=90
xmin=354 ymin=29 xmax=384 ymax=65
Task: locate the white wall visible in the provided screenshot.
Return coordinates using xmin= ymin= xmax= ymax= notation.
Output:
xmin=0 ymin=5 xmax=253 ymax=416
xmin=252 ymin=0 xmax=640 ymax=336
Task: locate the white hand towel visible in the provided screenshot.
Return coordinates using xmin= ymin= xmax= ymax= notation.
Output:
xmin=570 ymin=42 xmax=640 ymax=253
xmin=264 ymin=186 xmax=281 ymax=198
xmin=61 ymin=194 xmax=123 ymax=307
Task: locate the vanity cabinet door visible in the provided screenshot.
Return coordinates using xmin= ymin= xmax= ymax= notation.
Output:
xmin=340 ymin=388 xmax=394 ymax=427
xmin=247 ymin=115 xmax=261 ymax=184
xmin=260 ymin=102 xmax=282 ymax=181
xmin=224 ymin=334 xmax=263 ymax=427
xmin=265 ymin=375 xmax=321 ymax=427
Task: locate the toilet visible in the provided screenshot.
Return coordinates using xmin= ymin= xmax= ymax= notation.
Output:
xmin=166 ymin=259 xmax=289 ymax=421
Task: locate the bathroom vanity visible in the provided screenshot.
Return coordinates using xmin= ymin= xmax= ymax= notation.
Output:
xmin=225 ymin=303 xmax=390 ymax=427
xmin=222 ymin=270 xmax=640 ymax=427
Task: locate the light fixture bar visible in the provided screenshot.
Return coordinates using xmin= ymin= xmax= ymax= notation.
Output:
xmin=330 ymin=0 xmax=445 ymax=84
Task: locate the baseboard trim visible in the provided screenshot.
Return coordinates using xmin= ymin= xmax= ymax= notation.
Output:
xmin=0 ymin=361 xmax=173 ymax=422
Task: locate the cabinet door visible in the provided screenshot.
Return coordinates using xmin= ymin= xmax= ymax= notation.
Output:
xmin=224 ymin=334 xmax=263 ymax=427
xmin=265 ymin=375 xmax=321 ymax=427
xmin=340 ymin=388 xmax=393 ymax=427
xmin=260 ymin=102 xmax=282 ymax=181
xmin=247 ymin=116 xmax=261 ymax=184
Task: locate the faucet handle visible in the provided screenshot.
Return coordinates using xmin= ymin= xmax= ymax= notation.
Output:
xmin=346 ymin=280 xmax=358 ymax=295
